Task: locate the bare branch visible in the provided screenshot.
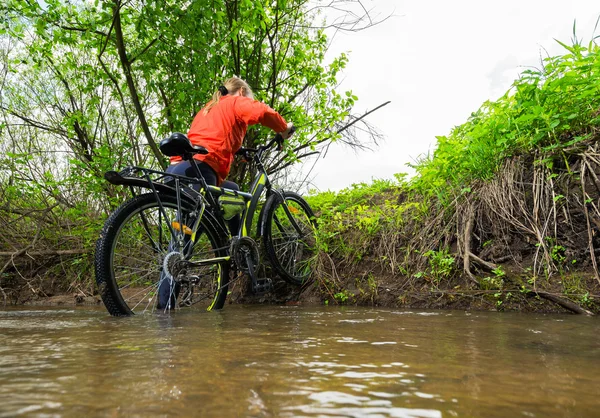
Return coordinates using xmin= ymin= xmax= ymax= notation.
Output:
xmin=269 ymin=101 xmax=390 ymax=173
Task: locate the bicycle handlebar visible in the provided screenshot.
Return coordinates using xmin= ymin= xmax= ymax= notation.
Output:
xmin=236 ymin=125 xmax=296 ymax=158
xmin=266 ymin=124 xmax=296 ymax=151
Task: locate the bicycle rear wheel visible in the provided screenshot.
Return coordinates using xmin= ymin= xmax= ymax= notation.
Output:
xmin=262 ymin=191 xmax=318 ymax=285
xmin=95 ymin=193 xmax=229 ymax=316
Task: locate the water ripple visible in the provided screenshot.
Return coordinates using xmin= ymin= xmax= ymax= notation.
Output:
xmin=0 ymin=305 xmax=597 ymax=417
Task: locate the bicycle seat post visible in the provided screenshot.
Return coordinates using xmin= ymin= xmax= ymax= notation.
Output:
xmin=186 ymin=153 xmax=209 ymax=190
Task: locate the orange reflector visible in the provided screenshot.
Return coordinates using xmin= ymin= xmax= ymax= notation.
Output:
xmin=172 ymin=222 xmax=192 ymax=235
xmin=288 ymin=205 xmax=299 ymax=214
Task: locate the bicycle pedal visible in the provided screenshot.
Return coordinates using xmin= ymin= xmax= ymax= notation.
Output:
xmin=252 ymin=278 xmax=273 ymax=294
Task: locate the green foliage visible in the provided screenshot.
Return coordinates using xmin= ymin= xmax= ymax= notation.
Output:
xmin=306 ymin=175 xmax=417 ymax=264
xmin=0 ymin=0 xmax=368 ymax=293
xmin=480 ymin=267 xmax=505 ymax=290
xmin=354 ymin=273 xmax=378 ymax=304
xmin=302 ymin=35 xmax=600 ymax=314
xmin=1 ymin=0 xmax=361 ymax=190
xmin=410 ymin=38 xmax=600 ymax=201
xmin=560 ymin=275 xmax=593 ymax=308
xmin=580 ymin=292 xmax=592 ymax=308
xmin=550 ymin=244 xmax=566 ymax=265
xmin=561 ymin=274 xmax=585 ymax=295
xmin=334 ymin=289 xmax=352 ymax=304
xmin=422 ymin=248 xmax=455 ymax=286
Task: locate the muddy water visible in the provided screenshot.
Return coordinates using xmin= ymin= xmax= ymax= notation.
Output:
xmin=0 ymin=306 xmax=599 ymax=417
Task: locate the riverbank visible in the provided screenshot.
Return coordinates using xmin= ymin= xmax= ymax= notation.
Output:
xmin=298 ymin=150 xmax=600 ymax=315
xmin=8 ymin=137 xmax=600 ymax=315
xmin=3 ymin=39 xmax=600 ymax=315
xmin=14 ymin=274 xmax=600 ymax=317
xmin=297 ymin=42 xmax=600 ymax=315
xmin=18 ymin=264 xmax=599 ymax=316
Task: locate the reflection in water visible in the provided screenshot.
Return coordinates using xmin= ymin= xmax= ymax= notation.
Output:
xmin=0 ymin=306 xmax=599 ymax=417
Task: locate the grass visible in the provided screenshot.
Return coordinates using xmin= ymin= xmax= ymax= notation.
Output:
xmin=306 ymin=36 xmax=600 ymax=312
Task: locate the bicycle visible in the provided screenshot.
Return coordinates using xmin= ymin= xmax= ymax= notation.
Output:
xmin=94 ymin=129 xmax=317 ymax=316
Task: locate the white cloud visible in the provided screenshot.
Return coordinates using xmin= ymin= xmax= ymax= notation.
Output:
xmin=299 ymin=0 xmax=600 ymax=192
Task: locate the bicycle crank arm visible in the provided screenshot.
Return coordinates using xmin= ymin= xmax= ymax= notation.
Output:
xmin=245 ymin=252 xmax=272 ymax=294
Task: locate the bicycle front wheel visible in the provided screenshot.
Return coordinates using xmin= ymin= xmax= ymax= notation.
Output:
xmin=95 ymin=193 xmax=229 ymax=316
xmin=262 ymin=191 xmax=318 ymax=285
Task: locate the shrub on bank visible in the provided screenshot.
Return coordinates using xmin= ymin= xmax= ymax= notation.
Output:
xmin=308 ymin=39 xmax=600 ymax=312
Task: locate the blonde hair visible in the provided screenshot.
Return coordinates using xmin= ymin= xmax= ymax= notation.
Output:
xmin=204 ymin=77 xmax=253 ymax=114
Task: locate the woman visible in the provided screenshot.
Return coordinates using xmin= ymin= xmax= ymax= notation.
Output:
xmin=166 ymin=76 xmax=293 ymax=189
xmin=158 ymin=77 xmax=293 ymax=310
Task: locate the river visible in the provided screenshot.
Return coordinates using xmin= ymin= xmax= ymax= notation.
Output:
xmin=0 ymin=305 xmax=598 ymax=417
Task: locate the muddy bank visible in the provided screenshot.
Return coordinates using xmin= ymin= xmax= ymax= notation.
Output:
xmin=4 ymin=140 xmax=600 ymax=315
xmin=18 ymin=261 xmax=597 ymax=316
xmin=296 ymin=138 xmax=600 ymax=316
xmin=13 ymin=267 xmax=599 ymax=315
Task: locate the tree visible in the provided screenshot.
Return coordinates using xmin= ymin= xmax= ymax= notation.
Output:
xmin=0 ymin=0 xmax=387 ymax=299
xmin=1 ymin=0 xmax=384 ymax=188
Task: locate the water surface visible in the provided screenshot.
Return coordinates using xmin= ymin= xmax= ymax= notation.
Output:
xmin=0 ymin=305 xmax=598 ymax=417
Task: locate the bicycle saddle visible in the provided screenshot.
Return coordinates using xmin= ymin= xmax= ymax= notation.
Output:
xmin=159 ymin=133 xmax=208 ymax=157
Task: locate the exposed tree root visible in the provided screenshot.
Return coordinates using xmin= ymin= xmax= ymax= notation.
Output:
xmin=528 ymin=290 xmax=593 ymax=315
xmin=468 ymin=253 xmax=498 ymax=271
xmin=313 ymin=251 xmax=342 ymax=303
xmin=463 ymin=248 xmax=592 ymax=315
xmin=0 ymin=284 xmax=6 ymax=306
xmin=461 ymin=201 xmax=479 ymax=285
xmin=581 ymin=159 xmax=600 ymax=285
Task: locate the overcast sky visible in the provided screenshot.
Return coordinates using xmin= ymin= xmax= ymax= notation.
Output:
xmin=295 ymin=0 xmax=600 ymax=192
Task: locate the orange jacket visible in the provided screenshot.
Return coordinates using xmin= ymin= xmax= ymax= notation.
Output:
xmin=170 ymin=95 xmax=287 ymax=184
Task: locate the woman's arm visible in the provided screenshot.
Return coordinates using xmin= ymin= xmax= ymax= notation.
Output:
xmin=234 ymin=96 xmax=288 ymax=133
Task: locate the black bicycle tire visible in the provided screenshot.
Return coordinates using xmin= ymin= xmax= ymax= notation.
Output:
xmin=95 ymin=192 xmax=229 ymax=316
xmin=262 ymin=191 xmax=317 ymax=285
